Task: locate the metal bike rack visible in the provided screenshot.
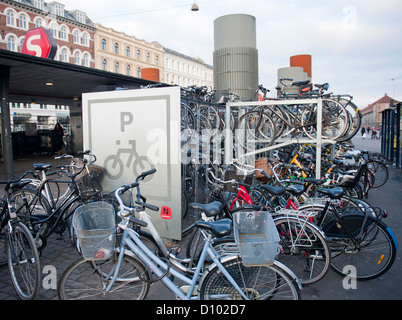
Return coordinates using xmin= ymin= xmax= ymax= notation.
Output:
xmin=224 ymin=98 xmax=336 ymax=179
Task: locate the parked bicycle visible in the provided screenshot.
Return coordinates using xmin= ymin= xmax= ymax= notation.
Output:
xmin=0 ymin=177 xmax=41 ymax=300
xmin=57 ymin=169 xmax=302 ymax=300
xmin=14 ymin=151 xmax=103 ymax=252
xmin=299 ymin=187 xmax=398 ymax=280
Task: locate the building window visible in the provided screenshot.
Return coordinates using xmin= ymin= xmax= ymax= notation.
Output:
xmin=34 ymin=18 xmax=43 ymax=28
xmin=82 ymin=53 xmax=89 ymax=67
xmin=114 ymin=43 xmax=119 ymax=54
xmin=126 ymin=46 xmax=130 ymax=57
xmin=34 ymin=0 xmax=44 ymax=10
xmin=74 ymin=52 xmax=80 ymax=65
xmin=7 ymin=36 xmax=16 ymax=52
xmin=61 ymin=48 xmax=68 ymax=62
xmin=137 ymin=67 xmax=141 ymax=78
xmin=155 ymin=55 xmax=159 ymax=66
xmin=74 ymin=31 xmax=80 ymax=44
xmin=102 ymin=39 xmax=107 ymax=50
xmin=137 ymin=49 xmax=141 ymax=60
xmin=146 ymin=53 xmax=150 ymax=63
xmin=102 ymin=59 xmax=107 ymax=71
xmin=126 ymin=65 xmax=131 ymax=76
xmin=115 ymin=62 xmax=119 ymax=73
xmin=76 ymin=12 xmax=86 ymax=24
xmin=73 ymin=30 xmax=80 ymax=44
xmin=82 ymin=33 xmax=89 ymax=46
xmin=6 ymin=11 xmax=15 ymax=26
xmin=55 ymin=3 xmax=65 ymax=16
xmin=60 ymin=26 xmax=68 ymax=40
xmin=18 ymin=15 xmax=28 ymax=29
xmin=50 ymin=23 xmax=58 ymax=38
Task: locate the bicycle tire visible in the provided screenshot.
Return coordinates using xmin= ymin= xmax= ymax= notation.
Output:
xmin=58 ymin=253 xmax=150 ymax=300
xmin=273 ymin=216 xmax=331 ymax=285
xmin=366 ymin=160 xmax=388 ymax=188
xmin=236 ymin=110 xmax=277 ymax=151
xmin=301 ymin=99 xmax=348 ymax=141
xmin=322 ymin=213 xmax=397 ymax=280
xmin=6 ymin=221 xmax=41 ymax=300
xmin=332 ymin=97 xmax=362 ymax=142
xmin=199 ymin=256 xmax=301 ymax=300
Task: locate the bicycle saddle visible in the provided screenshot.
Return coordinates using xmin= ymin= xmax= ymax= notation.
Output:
xmin=8 ymin=180 xmax=31 ymax=191
xmin=292 ymin=80 xmax=310 ymax=87
xmin=260 ymin=184 xmax=286 ymax=195
xmin=33 ymin=163 xmax=52 ymax=171
xmin=285 ymin=184 xmax=304 ymax=195
xmin=195 ymin=219 xmax=232 ymax=238
xmin=303 ymin=178 xmax=325 ymax=185
xmin=317 ymin=187 xmax=344 ymax=199
xmin=190 ymin=201 xmax=223 ymax=217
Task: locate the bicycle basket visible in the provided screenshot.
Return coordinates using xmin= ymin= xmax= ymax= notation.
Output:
xmin=233 ymin=211 xmax=280 ymax=266
xmin=73 ymin=202 xmax=115 ymax=261
xmin=254 ymin=158 xmax=275 ymax=183
xmin=224 ymin=166 xmax=253 ymax=193
xmin=77 ymin=171 xmax=103 ymax=200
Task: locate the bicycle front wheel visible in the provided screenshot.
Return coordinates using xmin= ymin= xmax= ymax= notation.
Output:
xmin=366 ymin=160 xmax=388 ymax=188
xmin=58 ymin=253 xmax=150 ymax=300
xmin=323 ymin=214 xmax=397 ymax=280
xmin=199 ymin=256 xmax=301 ymax=300
xmin=6 ymin=221 xmax=41 ymax=300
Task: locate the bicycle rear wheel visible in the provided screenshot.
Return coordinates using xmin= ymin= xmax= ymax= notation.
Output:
xmin=274 ymin=216 xmax=331 ymax=285
xmin=199 ymin=256 xmax=301 ymax=300
xmin=6 ymin=221 xmax=41 ymax=300
xmin=236 ymin=110 xmax=277 ymax=152
xmin=58 ymin=253 xmax=150 ymax=300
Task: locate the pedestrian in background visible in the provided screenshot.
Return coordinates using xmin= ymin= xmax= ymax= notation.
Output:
xmin=361 ymin=126 xmax=366 ymax=139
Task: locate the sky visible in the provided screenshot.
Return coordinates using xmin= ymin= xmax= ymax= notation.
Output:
xmin=60 ymin=0 xmax=402 ymax=109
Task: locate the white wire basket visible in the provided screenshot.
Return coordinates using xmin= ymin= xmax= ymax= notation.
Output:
xmin=233 ymin=211 xmax=280 ymax=266
xmin=73 ymin=201 xmax=116 ymax=261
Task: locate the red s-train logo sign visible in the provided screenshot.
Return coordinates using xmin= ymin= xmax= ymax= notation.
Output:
xmin=21 ymin=27 xmax=57 ymax=60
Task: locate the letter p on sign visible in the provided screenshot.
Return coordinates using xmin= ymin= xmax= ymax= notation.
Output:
xmin=21 ymin=27 xmax=57 ymax=60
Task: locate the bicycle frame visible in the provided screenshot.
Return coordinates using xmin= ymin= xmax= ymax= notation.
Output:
xmin=108 ymin=211 xmax=249 ymax=300
xmin=229 ymin=185 xmax=253 ymax=210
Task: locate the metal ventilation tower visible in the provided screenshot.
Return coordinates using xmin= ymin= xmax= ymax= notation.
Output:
xmin=213 ymin=14 xmax=258 ymax=101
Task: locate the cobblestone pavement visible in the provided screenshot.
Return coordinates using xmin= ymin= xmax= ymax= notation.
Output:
xmin=0 ymin=135 xmax=401 ymax=300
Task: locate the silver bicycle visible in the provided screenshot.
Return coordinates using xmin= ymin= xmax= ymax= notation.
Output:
xmin=58 ymin=169 xmax=301 ymax=300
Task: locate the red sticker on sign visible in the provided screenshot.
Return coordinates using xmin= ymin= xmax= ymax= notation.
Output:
xmin=161 ymin=206 xmax=172 ymax=219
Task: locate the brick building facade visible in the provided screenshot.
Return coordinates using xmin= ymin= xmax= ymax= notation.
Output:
xmin=0 ymin=0 xmax=95 ymax=67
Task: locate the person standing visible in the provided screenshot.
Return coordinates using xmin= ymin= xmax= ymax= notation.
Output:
xmin=53 ymin=122 xmax=64 ymax=155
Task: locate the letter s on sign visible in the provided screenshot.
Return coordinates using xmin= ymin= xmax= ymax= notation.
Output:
xmin=26 ymin=34 xmax=42 ymax=57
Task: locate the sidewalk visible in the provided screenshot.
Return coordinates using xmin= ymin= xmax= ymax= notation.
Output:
xmin=0 ymin=134 xmax=401 ymax=300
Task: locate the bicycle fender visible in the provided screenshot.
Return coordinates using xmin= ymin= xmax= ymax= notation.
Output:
xmin=273 ymin=260 xmax=303 ymax=289
xmin=322 ymin=213 xmax=375 ymax=238
xmin=386 ymin=226 xmax=399 ymax=250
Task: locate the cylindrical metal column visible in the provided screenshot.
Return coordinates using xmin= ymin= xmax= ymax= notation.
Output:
xmin=214 ymin=14 xmax=258 ymax=101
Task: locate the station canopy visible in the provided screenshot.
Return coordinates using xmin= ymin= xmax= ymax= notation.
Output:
xmin=0 ymin=49 xmax=159 ymax=106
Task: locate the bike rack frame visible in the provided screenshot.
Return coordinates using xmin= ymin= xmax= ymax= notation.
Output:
xmin=224 ymin=98 xmax=336 ymax=179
